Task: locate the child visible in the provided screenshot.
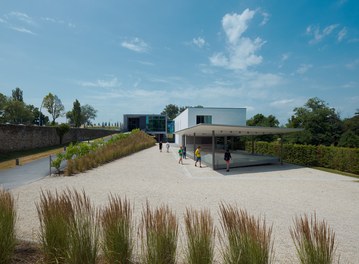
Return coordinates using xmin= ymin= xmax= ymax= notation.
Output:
xmin=178 ymin=146 xmax=183 ymax=165
xmin=195 ymin=146 xmax=202 ymax=168
xmin=224 ymin=149 xmax=232 ymax=172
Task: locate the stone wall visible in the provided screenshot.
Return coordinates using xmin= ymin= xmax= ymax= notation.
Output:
xmin=0 ymin=124 xmax=118 ymax=153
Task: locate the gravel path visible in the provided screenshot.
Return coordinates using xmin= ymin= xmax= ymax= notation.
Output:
xmin=10 ymin=145 xmax=359 ymax=263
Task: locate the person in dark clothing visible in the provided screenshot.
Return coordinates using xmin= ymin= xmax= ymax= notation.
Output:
xmin=224 ymin=149 xmax=232 ymax=172
xmin=159 ymin=141 xmax=163 ymax=152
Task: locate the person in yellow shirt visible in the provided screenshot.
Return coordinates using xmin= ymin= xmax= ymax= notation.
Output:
xmin=195 ymin=146 xmax=202 ymax=168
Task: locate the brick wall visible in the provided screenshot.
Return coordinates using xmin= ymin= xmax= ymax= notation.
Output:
xmin=0 ymin=124 xmax=118 ymax=153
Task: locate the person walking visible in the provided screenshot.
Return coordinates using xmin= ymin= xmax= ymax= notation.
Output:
xmin=166 ymin=142 xmax=170 ymax=152
xmin=224 ymin=149 xmax=232 ymax=172
xmin=183 ymin=145 xmax=187 ymax=159
xmin=178 ymin=146 xmax=183 ymax=165
xmin=195 ymin=146 xmax=202 ymax=168
xmin=159 ymin=141 xmax=163 ymax=152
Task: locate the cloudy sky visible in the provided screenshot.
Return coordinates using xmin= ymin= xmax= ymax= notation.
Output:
xmin=0 ymin=0 xmax=358 ymax=125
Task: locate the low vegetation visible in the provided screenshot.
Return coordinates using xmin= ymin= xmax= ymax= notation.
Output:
xmin=50 ymin=129 xmax=155 ymax=175
xmin=0 ymin=189 xmax=16 ymax=264
xmin=219 ymin=203 xmax=274 ymax=264
xmin=290 ymin=213 xmax=338 ymax=264
xmin=1 ymin=188 xmax=343 ymax=263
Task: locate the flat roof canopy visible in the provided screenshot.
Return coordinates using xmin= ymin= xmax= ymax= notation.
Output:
xmin=175 ymin=124 xmax=303 ymax=137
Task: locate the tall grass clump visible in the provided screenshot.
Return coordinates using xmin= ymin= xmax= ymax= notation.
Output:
xmin=65 ymin=189 xmax=99 ymax=264
xmin=219 ymin=203 xmax=274 ymax=264
xmin=0 ymin=189 xmax=16 ymax=264
xmin=101 ymin=195 xmax=134 ymax=264
xmin=290 ymin=213 xmax=338 ymax=264
xmin=37 ymin=189 xmax=99 ymax=264
xmin=37 ymin=190 xmax=73 ymax=263
xmin=184 ymin=208 xmax=215 ymax=264
xmin=140 ymin=202 xmax=178 ymax=264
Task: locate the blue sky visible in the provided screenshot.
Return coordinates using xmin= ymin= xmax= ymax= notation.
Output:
xmin=0 ymin=0 xmax=358 ymax=125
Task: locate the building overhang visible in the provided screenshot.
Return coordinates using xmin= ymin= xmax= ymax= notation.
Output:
xmin=174 ymin=123 xmax=303 ymax=137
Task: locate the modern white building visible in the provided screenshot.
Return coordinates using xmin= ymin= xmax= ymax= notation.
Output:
xmin=174 ymin=107 xmax=303 ymax=169
xmin=174 ymin=107 xmax=246 ymax=145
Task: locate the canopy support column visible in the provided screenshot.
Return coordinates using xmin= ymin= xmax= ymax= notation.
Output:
xmin=212 ymin=130 xmax=215 ymax=169
xmin=280 ymin=135 xmax=284 ymax=165
xmin=251 ymin=136 xmax=255 ymax=155
xmin=193 ymin=133 xmax=196 ymax=153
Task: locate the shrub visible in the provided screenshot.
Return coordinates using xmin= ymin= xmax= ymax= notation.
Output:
xmin=184 ymin=208 xmax=215 ymax=264
xmin=101 ymin=195 xmax=134 ymax=264
xmin=140 ymin=202 xmax=178 ymax=264
xmin=0 ymin=189 xmax=16 ymax=264
xmin=290 ymin=213 xmax=338 ymax=264
xmin=219 ymin=203 xmax=274 ymax=264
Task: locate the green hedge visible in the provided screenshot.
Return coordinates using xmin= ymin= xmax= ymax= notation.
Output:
xmin=246 ymin=141 xmax=359 ymax=175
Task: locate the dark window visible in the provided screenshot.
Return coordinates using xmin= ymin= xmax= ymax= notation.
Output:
xmin=196 ymin=115 xmax=212 ymax=124
xmin=146 ymin=116 xmax=166 ymax=132
xmin=128 ymin=118 xmax=140 ymax=131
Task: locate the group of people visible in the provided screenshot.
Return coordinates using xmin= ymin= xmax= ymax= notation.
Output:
xmin=159 ymin=142 xmax=232 ymax=172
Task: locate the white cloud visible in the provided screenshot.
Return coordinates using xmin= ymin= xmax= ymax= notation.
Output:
xmin=8 ymin=11 xmax=34 ymax=25
xmin=10 ymin=26 xmax=35 ymax=35
xmin=306 ymin=24 xmax=339 ymax=44
xmin=222 ymin=9 xmax=255 ymax=45
xmin=210 ymin=9 xmax=265 ymax=71
xmin=79 ymin=77 xmax=120 ymax=88
xmin=270 ymin=99 xmax=295 ymax=107
xmin=260 ymin=12 xmax=270 ymax=26
xmin=121 ymin=38 xmax=149 ymax=53
xmin=192 ymin=37 xmax=206 ymax=48
xmin=281 ymin=53 xmax=290 ymax=62
xmin=42 ymin=17 xmax=76 ymax=28
xmin=296 ymin=64 xmax=313 ymax=74
xmin=337 ymin=27 xmax=347 ymax=42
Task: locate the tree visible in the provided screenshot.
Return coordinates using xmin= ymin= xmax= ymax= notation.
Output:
xmin=42 ymin=93 xmax=65 ymax=125
xmin=12 ymin=87 xmax=23 ymax=102
xmin=338 ymin=130 xmax=359 ymax=148
xmin=3 ymin=100 xmax=33 ymax=124
xmin=161 ymin=104 xmax=179 ymax=120
xmin=56 ymin=123 xmax=70 ymax=144
xmin=81 ymin=104 xmax=97 ymax=126
xmin=286 ymin=97 xmax=343 ymax=146
xmin=247 ymin=113 xmax=279 ymax=142
xmin=72 ymin=99 xmax=82 ymax=127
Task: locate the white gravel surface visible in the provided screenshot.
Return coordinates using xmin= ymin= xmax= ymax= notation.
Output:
xmin=11 ymin=144 xmax=359 ymax=263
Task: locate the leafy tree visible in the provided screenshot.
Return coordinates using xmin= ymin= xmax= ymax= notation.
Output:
xmin=42 ymin=93 xmax=65 ymax=125
xmin=338 ymin=130 xmax=359 ymax=148
xmin=247 ymin=114 xmax=279 ymax=127
xmin=161 ymin=104 xmax=179 ymax=120
xmin=72 ymin=99 xmax=82 ymax=127
xmin=56 ymin=123 xmax=70 ymax=144
xmin=81 ymin=104 xmax=97 ymax=126
xmin=12 ymin=87 xmax=23 ymax=102
xmin=247 ymin=113 xmax=279 ymax=142
xmin=286 ymin=97 xmax=343 ymax=146
xmin=3 ymin=100 xmax=33 ymax=124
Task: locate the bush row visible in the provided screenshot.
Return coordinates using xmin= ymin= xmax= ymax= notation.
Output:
xmin=245 ymin=141 xmax=359 ymax=174
xmin=1 ymin=188 xmax=339 ymax=264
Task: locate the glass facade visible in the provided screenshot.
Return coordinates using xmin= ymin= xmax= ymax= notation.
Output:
xmin=167 ymin=120 xmax=175 ymax=134
xmin=146 ymin=115 xmax=166 ymax=132
xmin=196 ymin=115 xmax=212 ymax=124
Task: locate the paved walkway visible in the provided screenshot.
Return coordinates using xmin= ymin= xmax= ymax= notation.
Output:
xmin=9 ymin=144 xmax=359 ymax=263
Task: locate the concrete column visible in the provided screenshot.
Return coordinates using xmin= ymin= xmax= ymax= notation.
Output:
xmin=193 ymin=133 xmax=196 ymax=153
xmin=280 ymin=135 xmax=284 ymax=165
xmin=212 ymin=130 xmax=215 ymax=169
xmin=251 ymin=136 xmax=255 ymax=154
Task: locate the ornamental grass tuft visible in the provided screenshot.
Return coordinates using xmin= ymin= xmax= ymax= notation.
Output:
xmin=0 ymin=188 xmax=16 ymax=264
xmin=101 ymin=195 xmax=134 ymax=264
xmin=184 ymin=208 xmax=215 ymax=264
xmin=219 ymin=203 xmax=274 ymax=264
xmin=140 ymin=202 xmax=178 ymax=264
xmin=290 ymin=213 xmax=338 ymax=264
